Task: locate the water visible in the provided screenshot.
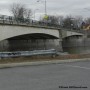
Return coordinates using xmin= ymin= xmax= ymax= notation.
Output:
xmin=62 ymin=36 xmax=90 ymax=54
xmin=63 ymin=46 xmax=90 ymax=54
xmin=0 ymin=39 xmax=61 ymax=52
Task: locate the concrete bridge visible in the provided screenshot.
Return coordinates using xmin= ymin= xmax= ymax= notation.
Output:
xmin=0 ymin=24 xmax=84 ymax=41
xmin=0 ymin=15 xmax=85 ymax=52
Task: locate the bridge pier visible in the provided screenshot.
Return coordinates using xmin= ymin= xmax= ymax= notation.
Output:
xmin=58 ymin=29 xmax=63 ymax=52
xmin=0 ymin=40 xmax=9 ymax=51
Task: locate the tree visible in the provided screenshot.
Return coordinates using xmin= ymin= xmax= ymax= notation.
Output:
xmin=10 ymin=3 xmax=32 ymax=22
xmin=62 ymin=15 xmax=83 ymax=29
xmin=47 ymin=15 xmax=59 ymax=26
xmin=25 ymin=9 xmax=32 ymax=19
xmin=58 ymin=16 xmax=64 ymax=27
xmin=39 ymin=15 xmax=60 ymax=27
xmin=85 ymin=18 xmax=90 ymax=24
xmin=72 ymin=16 xmax=83 ymax=29
xmin=62 ymin=16 xmax=73 ymax=28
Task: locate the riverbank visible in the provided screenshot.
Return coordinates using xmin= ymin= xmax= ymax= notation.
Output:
xmin=0 ymin=54 xmax=90 ymax=64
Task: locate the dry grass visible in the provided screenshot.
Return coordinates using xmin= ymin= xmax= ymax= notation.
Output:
xmin=0 ymin=54 xmax=90 ymax=64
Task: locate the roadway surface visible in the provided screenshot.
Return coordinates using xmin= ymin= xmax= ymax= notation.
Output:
xmin=0 ymin=61 xmax=90 ymax=90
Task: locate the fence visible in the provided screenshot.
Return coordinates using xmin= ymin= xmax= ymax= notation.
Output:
xmin=0 ymin=15 xmax=59 ymax=27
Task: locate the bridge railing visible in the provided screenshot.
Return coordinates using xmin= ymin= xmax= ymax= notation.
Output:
xmin=0 ymin=15 xmax=85 ymax=34
xmin=60 ymin=27 xmax=86 ymax=34
xmin=0 ymin=15 xmax=57 ymax=26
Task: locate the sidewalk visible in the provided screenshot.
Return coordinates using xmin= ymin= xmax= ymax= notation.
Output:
xmin=0 ymin=58 xmax=90 ymax=69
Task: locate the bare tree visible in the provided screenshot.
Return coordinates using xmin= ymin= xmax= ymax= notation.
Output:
xmin=57 ymin=16 xmax=64 ymax=27
xmin=10 ymin=3 xmax=32 ymax=22
xmin=39 ymin=15 xmax=60 ymax=27
xmin=62 ymin=15 xmax=83 ymax=29
xmin=85 ymin=18 xmax=90 ymax=24
xmin=25 ymin=9 xmax=32 ymax=19
xmin=47 ymin=15 xmax=59 ymax=25
xmin=72 ymin=16 xmax=83 ymax=29
xmin=62 ymin=15 xmax=73 ymax=28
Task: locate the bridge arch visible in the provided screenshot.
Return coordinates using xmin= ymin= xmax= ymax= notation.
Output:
xmin=0 ymin=25 xmax=59 ymax=41
xmin=61 ymin=29 xmax=84 ymax=39
xmin=7 ymin=33 xmax=59 ymax=40
xmin=62 ymin=34 xmax=83 ymax=39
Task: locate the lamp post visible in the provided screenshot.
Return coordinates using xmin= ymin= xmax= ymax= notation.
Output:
xmin=37 ymin=0 xmax=47 ymax=15
xmin=44 ymin=0 xmax=47 ymax=15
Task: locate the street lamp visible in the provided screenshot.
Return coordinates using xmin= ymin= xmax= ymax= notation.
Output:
xmin=37 ymin=0 xmax=47 ymax=15
xmin=45 ymin=0 xmax=47 ymax=15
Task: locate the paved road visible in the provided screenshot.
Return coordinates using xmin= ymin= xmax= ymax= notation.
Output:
xmin=0 ymin=61 xmax=90 ymax=90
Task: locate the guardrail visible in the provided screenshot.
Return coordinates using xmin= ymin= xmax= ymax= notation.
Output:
xmin=0 ymin=49 xmax=58 ymax=58
xmin=0 ymin=15 xmax=59 ymax=28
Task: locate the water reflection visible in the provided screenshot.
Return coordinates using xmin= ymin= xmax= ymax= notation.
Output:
xmin=0 ymin=39 xmax=60 ymax=52
xmin=63 ymin=46 xmax=90 ymax=54
xmin=62 ymin=36 xmax=90 ymax=54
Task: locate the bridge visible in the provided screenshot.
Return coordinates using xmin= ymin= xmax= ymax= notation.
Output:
xmin=0 ymin=24 xmax=60 ymax=41
xmin=0 ymin=15 xmax=85 ymax=52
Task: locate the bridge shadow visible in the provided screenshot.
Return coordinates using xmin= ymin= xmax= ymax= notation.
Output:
xmin=0 ymin=33 xmax=60 ymax=52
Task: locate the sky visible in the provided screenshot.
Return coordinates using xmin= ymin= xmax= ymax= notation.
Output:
xmin=0 ymin=0 xmax=90 ymax=20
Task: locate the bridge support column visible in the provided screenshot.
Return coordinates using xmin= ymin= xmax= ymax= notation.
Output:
xmin=58 ymin=29 xmax=63 ymax=52
xmin=0 ymin=40 xmax=9 ymax=51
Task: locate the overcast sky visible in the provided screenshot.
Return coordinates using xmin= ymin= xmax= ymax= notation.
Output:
xmin=0 ymin=0 xmax=90 ymax=19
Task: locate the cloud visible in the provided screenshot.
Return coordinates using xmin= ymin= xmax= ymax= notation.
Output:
xmin=0 ymin=0 xmax=90 ymax=18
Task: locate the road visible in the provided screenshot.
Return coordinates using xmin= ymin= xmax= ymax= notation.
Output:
xmin=0 ymin=61 xmax=90 ymax=90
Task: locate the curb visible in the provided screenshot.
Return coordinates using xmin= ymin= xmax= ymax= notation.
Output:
xmin=0 ymin=58 xmax=90 ymax=69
